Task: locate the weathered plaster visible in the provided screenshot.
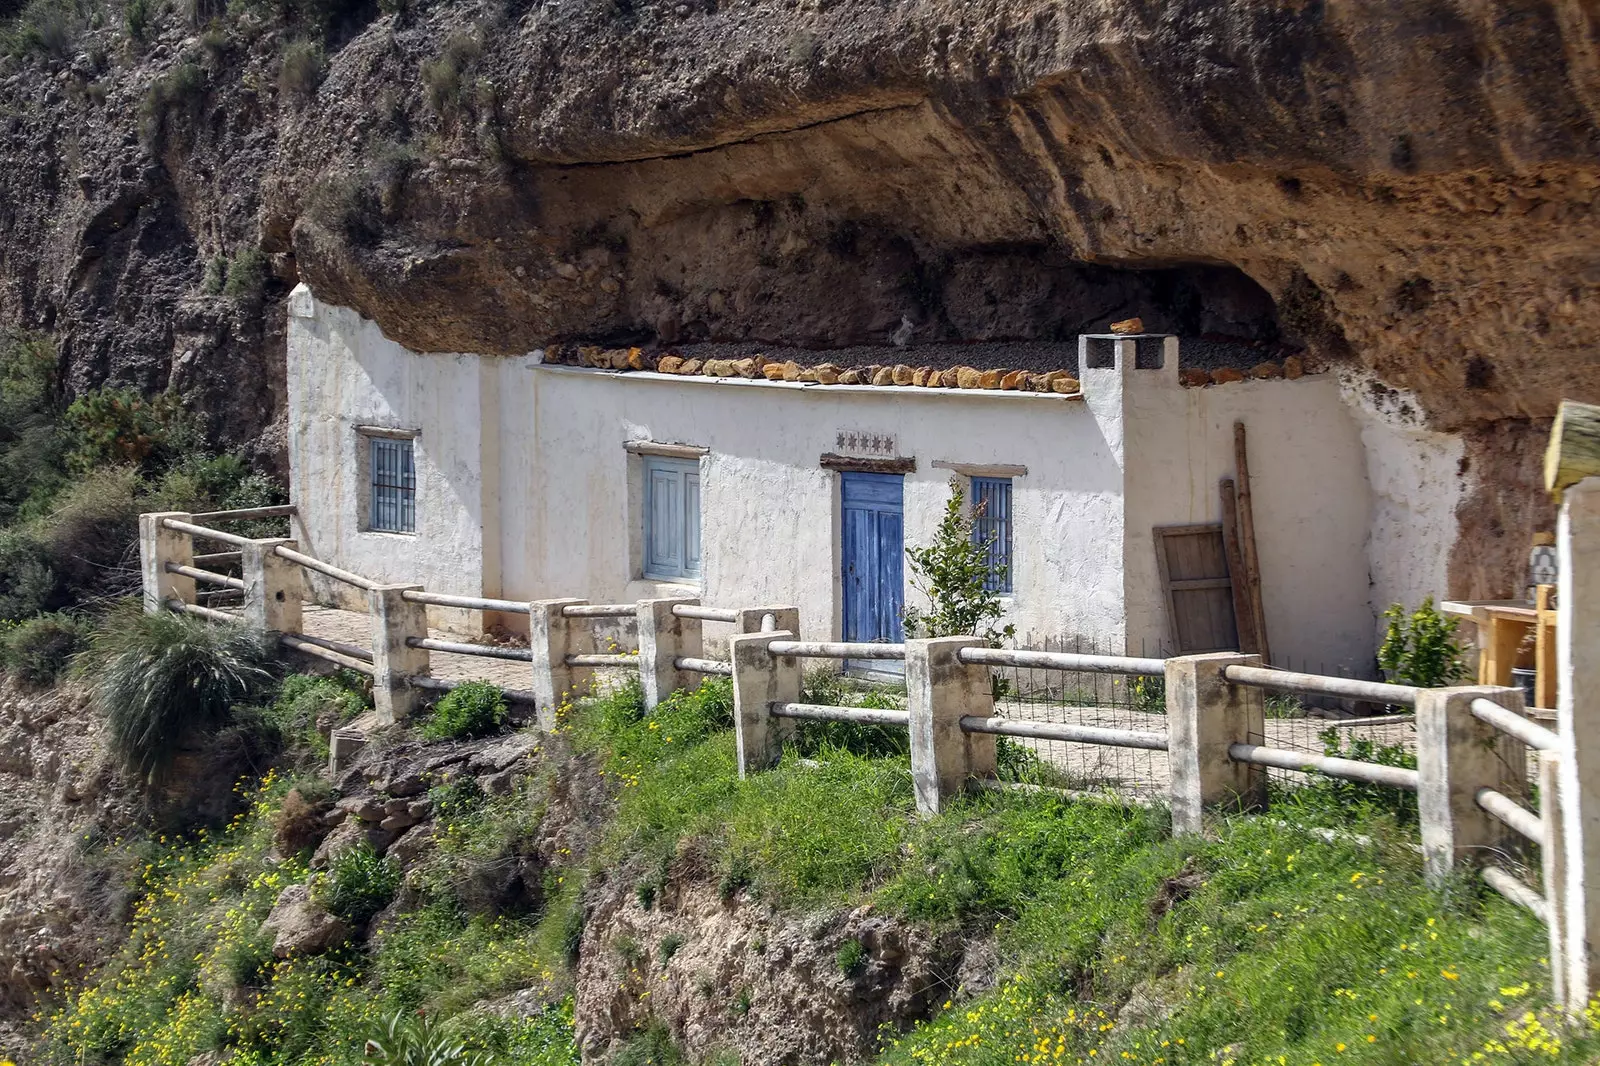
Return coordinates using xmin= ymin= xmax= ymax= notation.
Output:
xmin=287 ymin=287 xmax=1453 ymax=672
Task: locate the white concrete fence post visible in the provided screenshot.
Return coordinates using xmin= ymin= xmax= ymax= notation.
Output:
xmin=737 ymin=606 xmax=801 ymax=635
xmin=241 ymin=538 xmax=303 ymax=638
xmin=1558 ymin=476 xmax=1600 ymax=1009
xmin=369 ymin=584 xmax=428 ymax=726
xmin=1166 ymin=652 xmax=1267 ymax=835
xmin=529 ymin=598 xmax=594 ymax=731
xmin=139 ymin=511 xmax=195 ymax=614
xmin=1414 ymin=684 xmax=1528 ymax=887
xmin=1541 ymin=751 xmax=1570 ymax=1012
xmin=637 ymin=597 xmax=703 ymax=710
xmin=730 ymin=630 xmax=800 ymax=776
xmin=906 ymin=636 xmax=997 ymax=816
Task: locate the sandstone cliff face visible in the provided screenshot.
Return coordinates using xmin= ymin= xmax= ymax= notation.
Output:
xmin=4 ymin=0 xmax=1599 ymax=594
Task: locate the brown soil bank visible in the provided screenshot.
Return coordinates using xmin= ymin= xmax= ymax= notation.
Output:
xmin=5 ymin=0 xmax=1599 ymax=592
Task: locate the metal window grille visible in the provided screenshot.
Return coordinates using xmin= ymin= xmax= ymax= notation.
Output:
xmin=370 ymin=437 xmax=416 ymax=533
xmin=971 ymin=476 xmax=1012 ymax=593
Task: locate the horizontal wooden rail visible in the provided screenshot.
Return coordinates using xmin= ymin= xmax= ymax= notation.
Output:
xmin=272 ymin=545 xmax=380 ymax=591
xmin=960 ymin=716 xmax=1168 ymax=751
xmin=675 ymin=656 xmax=733 ymax=676
xmin=189 ymin=505 xmax=296 ymax=522
xmin=1476 ymin=787 xmax=1544 ymax=846
xmin=671 ymin=605 xmax=739 ymax=623
xmin=766 ymin=640 xmax=905 ymax=660
xmin=771 ymin=702 xmax=911 ymax=727
xmin=400 ymin=590 xmax=532 ymax=615
xmin=562 ymin=604 xmax=636 ymax=618
xmin=289 ymin=632 xmax=373 ymax=663
xmin=166 ymin=598 xmax=239 ymax=624
xmin=565 ymin=653 xmax=638 ymax=667
xmin=160 ymin=518 xmax=251 ymax=547
xmin=1222 ymin=664 xmax=1420 ymax=707
xmin=193 ymin=551 xmax=242 ymax=567
xmin=405 ymin=675 xmax=539 ymax=705
xmin=166 ymin=562 xmax=246 ymax=591
xmin=280 ymin=633 xmax=374 ymax=674
xmin=407 ymin=637 xmax=533 ymax=662
xmin=958 ymin=646 xmax=1166 ymax=677
xmin=1481 ymin=864 xmax=1550 ymax=923
xmin=1470 ymin=697 xmax=1560 ymax=752
xmin=1227 ymin=742 xmax=1421 ymax=791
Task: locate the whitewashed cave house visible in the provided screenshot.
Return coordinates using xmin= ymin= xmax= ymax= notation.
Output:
xmin=284 ymin=283 xmax=1460 ymax=678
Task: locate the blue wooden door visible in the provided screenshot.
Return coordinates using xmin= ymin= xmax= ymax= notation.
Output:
xmin=841 ymin=472 xmax=904 ymax=674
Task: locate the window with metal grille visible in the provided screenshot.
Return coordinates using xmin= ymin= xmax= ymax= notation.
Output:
xmin=369 ymin=436 xmax=416 ymax=534
xmin=970 ymin=476 xmax=1012 ymax=593
xmin=643 ymin=456 xmax=701 ymax=580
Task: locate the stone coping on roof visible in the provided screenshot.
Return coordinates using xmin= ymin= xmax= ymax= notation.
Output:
xmin=534 ymin=361 xmax=1087 ymax=401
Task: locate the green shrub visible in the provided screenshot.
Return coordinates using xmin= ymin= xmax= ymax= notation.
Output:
xmin=62 ymin=387 xmax=191 ymax=473
xmin=200 ymin=255 xmax=227 ymax=295
xmin=34 ymin=465 xmax=142 ymax=597
xmin=835 ymin=938 xmax=866 ymax=977
xmin=320 ymin=840 xmax=399 ymax=925
xmin=86 ymin=603 xmax=277 ymax=782
xmin=421 ymin=680 xmax=507 ymax=741
xmin=138 ymin=61 xmax=207 ymax=146
xmin=0 ymin=530 xmax=58 ymax=620
xmin=1378 ymin=596 xmax=1469 ymax=689
xmin=0 ymin=333 xmax=67 ymax=524
xmin=277 ymin=39 xmax=324 ymax=99
xmin=420 ymin=30 xmax=480 ymax=115
xmin=124 ymin=0 xmax=151 ymax=40
xmin=3 ymin=0 xmax=79 ymax=59
xmin=903 ymin=478 xmax=1014 ymax=644
xmin=0 ymin=611 xmax=93 ymax=686
xmin=264 ymin=672 xmax=368 ymax=750
xmin=613 ymin=1023 xmax=684 ymax=1066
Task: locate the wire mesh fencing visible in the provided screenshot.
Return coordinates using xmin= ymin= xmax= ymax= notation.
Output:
xmin=986 ymin=635 xmax=1171 ymax=801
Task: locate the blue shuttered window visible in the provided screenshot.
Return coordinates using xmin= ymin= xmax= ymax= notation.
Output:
xmin=970 ymin=476 xmax=1012 ymax=593
xmin=369 ymin=437 xmax=416 ymax=534
xmin=643 ymin=457 xmax=702 ymax=580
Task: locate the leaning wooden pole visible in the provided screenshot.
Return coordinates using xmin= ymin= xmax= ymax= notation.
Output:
xmin=1219 ymin=478 xmax=1260 ymax=654
xmin=1233 ymin=422 xmax=1271 ymax=665
xmin=1546 ymin=400 xmax=1600 ymax=501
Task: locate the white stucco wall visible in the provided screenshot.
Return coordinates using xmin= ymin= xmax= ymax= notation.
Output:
xmin=1113 ymin=341 xmax=1376 ymax=674
xmin=1339 ymin=372 xmax=1466 ymax=646
xmin=286 ymin=286 xmax=1411 ymax=671
xmin=492 ymin=354 xmax=1128 ymax=648
xmin=286 ymin=288 xmax=495 ymax=612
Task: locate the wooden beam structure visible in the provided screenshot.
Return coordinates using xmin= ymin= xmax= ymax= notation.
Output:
xmin=1545 ymin=400 xmax=1600 ymax=501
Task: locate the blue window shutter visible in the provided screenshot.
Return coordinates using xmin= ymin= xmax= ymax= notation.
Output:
xmin=644 ymin=457 xmax=702 ymax=580
xmin=971 ymin=477 xmax=1012 ymax=593
xmin=683 ymin=470 xmax=701 ymax=577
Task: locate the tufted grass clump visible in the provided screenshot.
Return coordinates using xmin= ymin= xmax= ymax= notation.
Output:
xmin=86 ymin=604 xmax=277 ymax=782
xmin=421 ymin=680 xmax=508 ymax=741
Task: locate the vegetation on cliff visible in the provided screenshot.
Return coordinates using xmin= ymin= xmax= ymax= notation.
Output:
xmin=0 ymin=331 xmax=284 ymax=686
xmin=18 ymin=662 xmax=1594 ymax=1066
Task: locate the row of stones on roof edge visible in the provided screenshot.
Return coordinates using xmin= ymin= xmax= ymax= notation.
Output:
xmin=538 ymin=344 xmax=1329 ymax=391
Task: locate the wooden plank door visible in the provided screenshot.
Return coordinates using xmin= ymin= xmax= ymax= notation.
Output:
xmin=841 ymin=472 xmax=905 ymax=675
xmin=1154 ymin=523 xmax=1240 ymax=654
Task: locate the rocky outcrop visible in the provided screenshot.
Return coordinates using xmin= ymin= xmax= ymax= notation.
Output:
xmin=3 ymin=0 xmax=1599 ymax=590
xmin=262 ymin=883 xmax=349 ymax=957
xmin=573 ymin=868 xmax=969 ymax=1064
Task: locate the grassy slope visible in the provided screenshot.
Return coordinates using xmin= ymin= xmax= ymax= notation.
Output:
xmin=35 ymin=677 xmax=1596 ymax=1066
